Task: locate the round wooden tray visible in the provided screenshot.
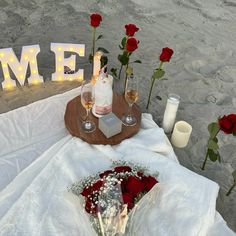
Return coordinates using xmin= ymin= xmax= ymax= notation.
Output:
xmin=64 ymin=92 xmax=141 ymax=145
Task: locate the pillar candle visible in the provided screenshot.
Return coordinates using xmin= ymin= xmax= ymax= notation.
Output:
xmin=171 ymin=121 xmax=192 ymax=148
xmin=93 ymin=51 xmax=102 ymax=76
xmin=162 ymin=94 xmax=180 ymax=133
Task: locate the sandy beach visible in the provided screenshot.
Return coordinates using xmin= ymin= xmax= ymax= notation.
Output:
xmin=0 ymin=0 xmax=236 ymax=232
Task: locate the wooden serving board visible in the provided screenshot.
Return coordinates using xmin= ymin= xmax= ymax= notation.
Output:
xmin=64 ymin=92 xmax=141 ymax=145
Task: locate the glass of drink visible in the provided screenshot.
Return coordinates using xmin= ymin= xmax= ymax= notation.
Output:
xmin=122 ymin=74 xmax=139 ymax=126
xmin=81 ymin=82 xmax=96 ymax=133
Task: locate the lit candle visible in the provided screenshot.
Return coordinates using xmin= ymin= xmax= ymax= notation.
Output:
xmin=162 ymin=94 xmax=180 ymax=133
xmin=93 ymin=51 xmax=102 ymax=76
xmin=171 ymin=121 xmax=192 ymax=148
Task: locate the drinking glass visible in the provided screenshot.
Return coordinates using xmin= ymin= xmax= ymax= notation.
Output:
xmin=122 ymin=74 xmax=139 ymax=126
xmin=81 ymin=82 xmax=96 ymax=133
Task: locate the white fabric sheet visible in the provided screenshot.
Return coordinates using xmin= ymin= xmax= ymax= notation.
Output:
xmin=0 ymin=88 xmax=235 ymax=235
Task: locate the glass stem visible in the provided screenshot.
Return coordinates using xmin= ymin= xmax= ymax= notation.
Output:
xmin=85 ymin=108 xmax=89 ymax=122
xmin=127 ymin=103 xmax=133 ymax=117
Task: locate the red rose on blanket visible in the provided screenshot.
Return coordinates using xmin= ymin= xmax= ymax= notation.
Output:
xmin=85 ymin=198 xmax=98 ymax=214
xmin=218 ymin=114 xmax=236 ymax=134
xmin=125 ymin=24 xmax=139 ymax=37
xmin=81 ymin=179 xmax=103 ymax=197
xmin=122 ymin=192 xmax=134 ymax=209
xmin=99 ymin=170 xmax=113 ymax=178
xmin=126 ymin=38 xmax=139 ymax=52
xmin=143 ymin=176 xmax=158 ymax=192
xmin=126 ymin=176 xmax=145 ymax=197
xmin=114 ymin=166 xmax=132 ymax=173
xmin=90 ymin=13 xmax=102 ymax=27
xmin=159 ymin=47 xmax=174 ymax=62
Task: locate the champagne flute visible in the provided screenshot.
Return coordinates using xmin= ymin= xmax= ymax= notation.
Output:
xmin=81 ymin=82 xmax=96 ymax=133
xmin=122 ymin=74 xmax=139 ymax=126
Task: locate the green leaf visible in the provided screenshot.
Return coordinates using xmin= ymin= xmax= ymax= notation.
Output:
xmin=208 ymin=139 xmax=219 ymax=150
xmin=100 ymin=55 xmax=108 ymax=68
xmin=156 ymin=95 xmax=162 ymax=101
xmin=97 ymin=47 xmax=109 ymax=54
xmin=208 ymin=122 xmax=220 ymax=138
xmin=110 ymin=68 xmax=117 ymax=78
xmin=217 ymin=152 xmax=221 ymax=163
xmin=118 ymin=54 xmax=129 ymax=65
xmin=152 ymin=69 xmax=165 ymax=80
xmin=132 ymin=60 xmax=142 ymax=64
xmin=96 ymin=34 xmax=103 ymax=41
xmin=121 ymin=37 xmax=127 ymax=48
xmin=232 ymin=170 xmax=236 ymax=182
xmin=233 ymin=131 xmax=236 ymax=136
xmin=208 ymin=149 xmax=218 ymax=162
xmin=88 ymin=54 xmax=93 ymax=63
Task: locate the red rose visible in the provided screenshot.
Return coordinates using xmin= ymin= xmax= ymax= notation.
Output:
xmin=114 ymin=166 xmax=132 ymax=173
xmin=120 ymin=178 xmax=128 ymax=192
xmin=85 ymin=198 xmax=98 ymax=214
xmin=126 ymin=176 xmax=145 ymax=197
xmin=126 ymin=38 xmax=139 ymax=52
xmin=90 ymin=13 xmax=102 ymax=27
xmin=99 ymin=170 xmax=113 ymax=178
xmin=227 ymin=114 xmax=236 ymax=123
xmin=143 ymin=176 xmax=158 ymax=192
xmin=159 ymin=47 xmax=174 ymax=62
xmin=125 ymin=24 xmax=139 ymax=37
xmin=92 ymin=179 xmax=103 ymax=192
xmin=122 ymin=192 xmax=134 ymax=210
xmin=81 ymin=186 xmax=92 ymax=197
xmin=218 ymin=115 xmax=236 ymax=134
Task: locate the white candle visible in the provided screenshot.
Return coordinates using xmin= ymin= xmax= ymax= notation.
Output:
xmin=93 ymin=51 xmax=102 ymax=76
xmin=162 ymin=94 xmax=180 ymax=133
xmin=171 ymin=121 xmax=192 ymax=148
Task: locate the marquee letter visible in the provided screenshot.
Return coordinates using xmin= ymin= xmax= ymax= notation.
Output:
xmin=50 ymin=43 xmax=85 ymax=82
xmin=0 ymin=45 xmax=43 ymax=89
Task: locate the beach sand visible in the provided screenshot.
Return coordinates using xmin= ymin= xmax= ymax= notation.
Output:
xmin=0 ymin=0 xmax=235 ymax=231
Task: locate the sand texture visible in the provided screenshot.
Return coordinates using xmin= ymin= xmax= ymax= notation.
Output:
xmin=0 ymin=0 xmax=236 ymax=232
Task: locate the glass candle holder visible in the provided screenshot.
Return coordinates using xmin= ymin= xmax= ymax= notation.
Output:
xmin=162 ymin=94 xmax=180 ymax=133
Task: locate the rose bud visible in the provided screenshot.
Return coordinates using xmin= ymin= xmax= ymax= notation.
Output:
xmin=219 ymin=115 xmax=234 ymax=134
xmin=125 ymin=24 xmax=139 ymax=37
xmin=90 ymin=13 xmax=102 ymax=27
xmin=126 ymin=37 xmax=139 ymax=52
xmin=159 ymin=47 xmax=174 ymax=62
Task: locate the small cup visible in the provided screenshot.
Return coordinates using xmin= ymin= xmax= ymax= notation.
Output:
xmin=171 ymin=121 xmax=192 ymax=148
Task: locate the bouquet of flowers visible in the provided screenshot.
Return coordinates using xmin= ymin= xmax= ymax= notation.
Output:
xmin=68 ymin=161 xmax=159 ymax=235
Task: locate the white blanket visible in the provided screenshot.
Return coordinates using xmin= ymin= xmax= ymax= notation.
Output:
xmin=0 ymin=88 xmax=235 ymax=236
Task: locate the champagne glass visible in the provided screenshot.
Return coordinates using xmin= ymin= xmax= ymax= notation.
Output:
xmin=81 ymin=82 xmax=96 ymax=133
xmin=122 ymin=74 xmax=139 ymax=126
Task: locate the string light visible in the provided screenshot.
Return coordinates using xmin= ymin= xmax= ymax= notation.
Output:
xmin=24 ymin=56 xmax=28 ymax=60
xmin=18 ymin=66 xmax=23 ymax=71
xmin=58 ymin=47 xmax=62 ymax=51
xmin=0 ymin=53 xmax=5 ymax=57
xmin=10 ymin=58 xmax=14 ymax=62
xmin=29 ymin=49 xmax=34 ymax=53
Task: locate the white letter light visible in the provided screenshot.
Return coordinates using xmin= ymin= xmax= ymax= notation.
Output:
xmin=51 ymin=43 xmax=85 ymax=82
xmin=0 ymin=45 xmax=43 ymax=89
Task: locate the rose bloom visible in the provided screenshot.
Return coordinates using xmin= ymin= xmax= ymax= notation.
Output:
xmin=125 ymin=24 xmax=139 ymax=37
xmin=90 ymin=13 xmax=102 ymax=27
xmin=126 ymin=176 xmax=145 ymax=197
xmin=122 ymin=192 xmax=134 ymax=210
xmin=126 ymin=38 xmax=139 ymax=52
xmin=114 ymin=166 xmax=132 ymax=173
xmin=219 ymin=114 xmax=236 ymax=134
xmin=159 ymin=47 xmax=174 ymax=62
